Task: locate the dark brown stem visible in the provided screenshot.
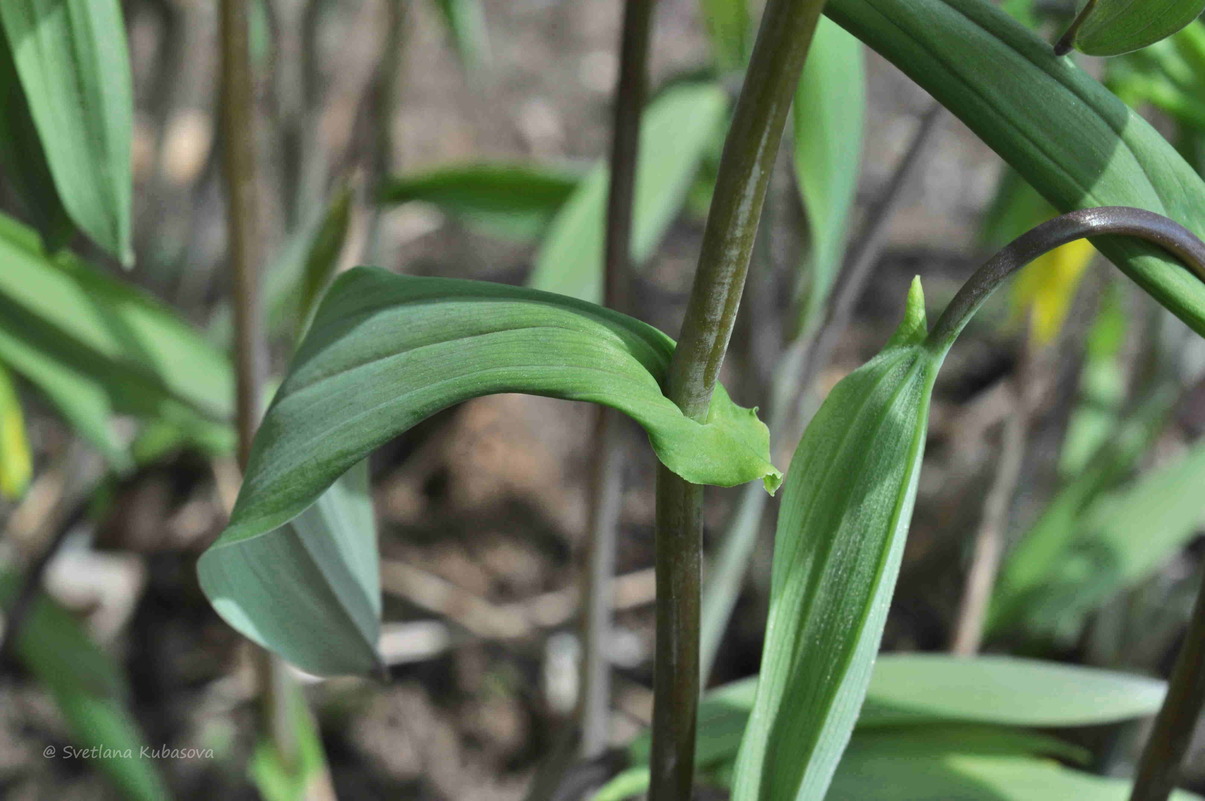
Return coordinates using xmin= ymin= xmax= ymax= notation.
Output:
xmin=650 ymin=0 xmax=829 ymax=797
xmin=1130 ymin=569 xmax=1205 ymax=801
xmin=580 ymin=0 xmax=654 ymax=760
xmin=927 ymin=207 xmax=1205 ymax=353
xmin=220 ymin=0 xmax=301 ymax=773
xmin=220 ymin=0 xmax=268 ymax=466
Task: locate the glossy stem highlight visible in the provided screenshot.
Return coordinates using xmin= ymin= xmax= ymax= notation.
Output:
xmin=650 ymin=0 xmax=828 ymax=797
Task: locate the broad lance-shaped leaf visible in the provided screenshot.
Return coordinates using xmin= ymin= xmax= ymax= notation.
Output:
xmin=824 ymin=0 xmax=1205 ymax=337
xmin=1064 ymin=0 xmax=1205 ymax=57
xmin=792 ymin=17 xmax=865 ymax=332
xmin=379 ymin=163 xmax=580 ymax=243
xmin=731 ymin=278 xmax=941 ymax=801
xmin=530 ymin=82 xmax=728 ymax=302
xmin=0 ymin=0 xmax=133 ymax=264
xmin=200 ymin=268 xmax=780 ymax=676
xmin=604 ymin=654 xmax=1167 ymax=800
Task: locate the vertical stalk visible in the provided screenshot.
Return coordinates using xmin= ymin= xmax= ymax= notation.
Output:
xmin=219 ymin=0 xmax=298 ymax=770
xmin=1130 ymin=568 xmax=1205 ymax=801
xmin=649 ymin=0 xmax=828 ymax=797
xmin=580 ymin=0 xmax=655 ymax=759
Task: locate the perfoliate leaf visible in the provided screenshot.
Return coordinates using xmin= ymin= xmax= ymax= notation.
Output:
xmin=201 ymin=269 xmax=779 ymax=676
xmin=0 ymin=362 xmax=31 ymax=498
xmin=792 ymin=17 xmax=865 ymax=332
xmin=0 ymin=570 xmax=169 ymax=801
xmin=825 ymin=0 xmax=1205 ymax=336
xmin=0 ymin=0 xmax=133 ymax=264
xmin=697 ymin=0 xmax=750 ymax=71
xmin=379 ymin=163 xmax=579 ymax=243
xmin=731 ymin=279 xmax=940 ymax=801
xmin=1068 ymin=0 xmax=1205 ymax=57
xmin=530 ymin=83 xmax=728 ymax=302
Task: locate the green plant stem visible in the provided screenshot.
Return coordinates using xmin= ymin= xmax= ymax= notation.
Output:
xmin=1130 ymin=568 xmax=1205 ymax=801
xmin=649 ymin=0 xmax=828 ymax=797
xmin=581 ymin=0 xmax=655 ymax=760
xmin=219 ymin=0 xmax=300 ymax=774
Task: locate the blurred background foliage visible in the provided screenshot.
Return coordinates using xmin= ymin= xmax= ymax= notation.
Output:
xmin=1 ymin=0 xmax=1205 ymax=799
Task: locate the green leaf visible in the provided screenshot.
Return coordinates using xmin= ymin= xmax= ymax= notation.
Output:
xmin=1058 ymin=284 xmax=1127 ymax=477
xmin=617 ymin=655 xmax=1168 ymax=795
xmin=200 ymin=460 xmax=382 ymax=677
xmin=379 ymin=163 xmax=579 ymax=242
xmin=0 ymin=31 xmax=71 ymax=252
xmin=792 ymin=17 xmax=865 ymax=331
xmin=731 ymin=279 xmax=940 ymax=801
xmin=829 ymin=737 xmax=1203 ymax=800
xmin=294 ymin=183 xmax=353 ymax=339
xmin=201 ymin=269 xmax=779 ymax=676
xmin=1068 ymin=0 xmax=1205 ymax=57
xmin=530 ymin=82 xmax=728 ymax=302
xmin=996 ymin=434 xmax=1205 ymax=639
xmin=0 ymin=0 xmax=133 ymax=264
xmin=858 ymin=654 xmax=1167 ymax=727
xmin=0 ymin=212 xmax=233 ymax=464
xmin=697 ymin=0 xmax=750 ymax=71
xmin=249 ymin=679 xmax=332 ymax=801
xmin=0 ymin=570 xmax=169 ymax=801
xmin=824 ymin=0 xmax=1205 ymax=337
xmin=430 ymin=0 xmax=490 ymax=72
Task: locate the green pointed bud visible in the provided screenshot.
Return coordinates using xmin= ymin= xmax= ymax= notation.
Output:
xmin=732 ymin=278 xmax=944 ymax=801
